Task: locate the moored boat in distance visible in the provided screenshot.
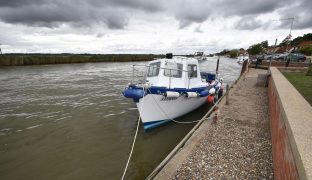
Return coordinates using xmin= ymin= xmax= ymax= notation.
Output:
xmin=194 ymin=51 xmax=207 ymax=61
xmin=122 ymin=56 xmax=223 ymax=130
xmin=237 ymin=54 xmax=249 ymax=64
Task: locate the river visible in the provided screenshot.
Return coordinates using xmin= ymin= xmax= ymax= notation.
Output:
xmin=0 ymin=57 xmax=241 ymax=180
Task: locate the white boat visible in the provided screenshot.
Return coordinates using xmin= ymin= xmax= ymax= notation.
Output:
xmin=194 ymin=51 xmax=207 ymax=61
xmin=122 ymin=56 xmax=223 ymax=130
xmin=237 ymin=55 xmax=249 ymax=64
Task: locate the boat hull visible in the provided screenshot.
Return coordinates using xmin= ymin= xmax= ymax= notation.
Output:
xmin=136 ymin=94 xmax=207 ymax=130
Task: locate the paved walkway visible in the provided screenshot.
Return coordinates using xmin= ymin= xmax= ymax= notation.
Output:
xmin=155 ymin=69 xmax=273 ymax=179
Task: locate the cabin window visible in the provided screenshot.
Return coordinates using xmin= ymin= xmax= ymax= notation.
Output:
xmin=188 ymin=64 xmax=197 ymax=78
xmin=164 ymin=62 xmax=183 ymax=78
xmin=147 ymin=62 xmax=160 ymax=77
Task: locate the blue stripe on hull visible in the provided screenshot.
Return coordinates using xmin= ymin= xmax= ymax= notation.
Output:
xmin=143 ymin=119 xmax=171 ymax=130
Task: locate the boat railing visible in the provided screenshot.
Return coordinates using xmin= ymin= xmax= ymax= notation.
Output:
xmin=131 ymin=65 xmax=197 ymax=89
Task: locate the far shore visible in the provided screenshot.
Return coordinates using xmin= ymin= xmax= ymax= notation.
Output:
xmin=0 ymin=53 xmax=165 ymax=66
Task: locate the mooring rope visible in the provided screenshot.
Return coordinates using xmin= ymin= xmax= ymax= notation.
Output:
xmin=121 ymin=86 xmax=145 ymax=180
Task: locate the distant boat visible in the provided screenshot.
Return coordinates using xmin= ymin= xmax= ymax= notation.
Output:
xmin=194 ymin=51 xmax=207 ymax=61
xmin=122 ymin=56 xmax=223 ymax=130
xmin=237 ymin=54 xmax=249 ymax=64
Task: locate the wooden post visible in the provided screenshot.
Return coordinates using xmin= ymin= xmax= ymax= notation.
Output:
xmin=216 ymin=56 xmax=220 ymax=75
xmin=268 ymin=38 xmax=278 ymax=73
xmin=226 ymin=84 xmax=230 ymax=105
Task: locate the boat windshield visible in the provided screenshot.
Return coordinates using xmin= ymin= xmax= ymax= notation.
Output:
xmin=164 ymin=62 xmax=183 ymax=78
xmin=147 ymin=62 xmax=160 ymax=77
xmin=188 ymin=64 xmax=197 ymax=78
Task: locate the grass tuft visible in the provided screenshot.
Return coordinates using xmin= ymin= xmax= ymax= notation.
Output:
xmin=283 ymin=72 xmax=312 ymax=105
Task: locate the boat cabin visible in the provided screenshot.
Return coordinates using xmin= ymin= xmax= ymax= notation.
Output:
xmin=146 ymin=57 xmax=206 ymax=89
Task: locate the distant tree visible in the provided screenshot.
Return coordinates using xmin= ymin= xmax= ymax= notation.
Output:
xmin=291 ymin=36 xmax=303 ymax=46
xmin=299 ymin=45 xmax=312 ymax=56
xmin=228 ymin=49 xmax=238 ymax=58
xmin=247 ymin=43 xmax=263 ymax=55
xmin=279 ymin=34 xmax=292 ymax=47
xmin=290 ymin=33 xmax=312 ymax=46
xmin=217 ymin=49 xmax=229 ymax=56
xmin=261 ymin=40 xmax=269 ymax=48
xmin=302 ymin=33 xmax=312 ymax=41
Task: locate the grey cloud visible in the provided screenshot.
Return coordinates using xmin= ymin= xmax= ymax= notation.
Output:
xmin=0 ymin=0 xmax=44 ymax=7
xmin=194 ymin=25 xmax=203 ymax=33
xmin=234 ymin=16 xmax=262 ymax=30
xmin=171 ymin=0 xmax=210 ymax=28
xmin=170 ymin=0 xmax=303 ymax=29
xmin=218 ymin=0 xmax=287 ymax=16
xmin=0 ymin=0 xmax=160 ymax=29
xmin=277 ymin=0 xmax=312 ymax=30
xmin=0 ymin=0 xmax=311 ymax=31
xmin=91 ymin=0 xmax=164 ymax=12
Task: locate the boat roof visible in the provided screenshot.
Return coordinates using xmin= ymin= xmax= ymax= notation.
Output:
xmin=150 ymin=56 xmax=198 ymax=64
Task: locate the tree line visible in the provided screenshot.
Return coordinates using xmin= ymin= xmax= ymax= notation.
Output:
xmin=217 ymin=33 xmax=312 ymax=57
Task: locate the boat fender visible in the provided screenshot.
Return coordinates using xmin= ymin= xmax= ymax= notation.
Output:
xmin=143 ymin=82 xmax=152 ymax=89
xmin=199 ymin=90 xmax=209 ymax=97
xmin=164 ymin=91 xmax=180 ymax=98
xmin=218 ymin=88 xmax=223 ymax=99
xmin=210 ymin=81 xmax=217 ymax=86
xmin=123 ymin=88 xmax=144 ymax=102
xmin=207 ymin=95 xmax=215 ymax=104
xmin=185 ymin=92 xmax=198 ymax=98
xmin=209 ymin=88 xmax=216 ymax=95
xmin=215 ymin=82 xmax=221 ymax=89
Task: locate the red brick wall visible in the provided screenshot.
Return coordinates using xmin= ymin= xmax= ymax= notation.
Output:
xmin=268 ymin=78 xmax=299 ymax=180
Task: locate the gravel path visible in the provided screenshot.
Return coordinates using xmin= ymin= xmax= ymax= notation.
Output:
xmin=173 ymin=69 xmax=273 ymax=179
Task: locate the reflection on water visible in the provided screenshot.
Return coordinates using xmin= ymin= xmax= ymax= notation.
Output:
xmin=0 ymin=57 xmax=241 ymax=180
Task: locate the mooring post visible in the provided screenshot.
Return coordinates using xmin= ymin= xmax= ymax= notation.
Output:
xmin=216 ymin=55 xmax=220 ymax=76
xmin=226 ymin=84 xmax=230 ymax=105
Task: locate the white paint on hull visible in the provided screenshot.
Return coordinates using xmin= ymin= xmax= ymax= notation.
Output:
xmin=136 ymin=94 xmax=207 ymax=124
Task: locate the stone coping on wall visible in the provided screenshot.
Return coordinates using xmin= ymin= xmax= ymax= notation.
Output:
xmin=270 ymin=67 xmax=312 ymax=179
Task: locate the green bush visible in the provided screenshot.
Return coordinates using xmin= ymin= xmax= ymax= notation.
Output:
xmin=228 ymin=49 xmax=238 ymax=58
xmin=307 ymin=63 xmax=312 ymax=76
xmin=299 ymin=45 xmax=312 ymax=56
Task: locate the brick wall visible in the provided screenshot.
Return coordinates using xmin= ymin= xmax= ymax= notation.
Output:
xmin=268 ymin=78 xmax=299 ymax=179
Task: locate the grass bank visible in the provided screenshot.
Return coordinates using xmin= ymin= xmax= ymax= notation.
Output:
xmin=0 ymin=54 xmax=165 ymax=66
xmin=283 ymin=72 xmax=312 ymax=105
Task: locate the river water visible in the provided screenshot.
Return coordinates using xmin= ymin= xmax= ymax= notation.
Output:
xmin=0 ymin=57 xmax=241 ymax=180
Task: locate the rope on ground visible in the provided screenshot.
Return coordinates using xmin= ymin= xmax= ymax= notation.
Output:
xmin=121 ymin=86 xmax=145 ymax=180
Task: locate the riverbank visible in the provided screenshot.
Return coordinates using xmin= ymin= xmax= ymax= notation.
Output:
xmin=153 ymin=68 xmax=273 ymax=179
xmin=0 ymin=54 xmax=164 ymax=66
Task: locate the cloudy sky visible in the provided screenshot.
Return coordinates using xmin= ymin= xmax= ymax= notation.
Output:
xmin=0 ymin=0 xmax=311 ymax=54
